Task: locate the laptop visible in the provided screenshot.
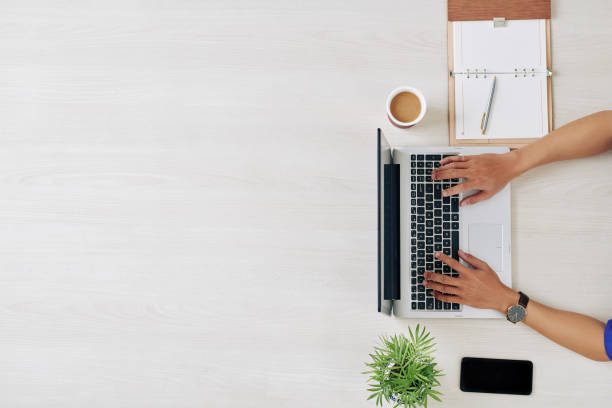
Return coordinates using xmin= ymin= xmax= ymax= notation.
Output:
xmin=377 ymin=129 xmax=511 ymax=318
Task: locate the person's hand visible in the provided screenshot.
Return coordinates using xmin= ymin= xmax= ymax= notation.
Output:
xmin=423 ymin=250 xmax=518 ymax=314
xmin=430 ymin=151 xmax=522 ymax=206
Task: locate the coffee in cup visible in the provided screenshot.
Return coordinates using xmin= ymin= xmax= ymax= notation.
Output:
xmin=386 ymin=87 xmax=427 ymax=128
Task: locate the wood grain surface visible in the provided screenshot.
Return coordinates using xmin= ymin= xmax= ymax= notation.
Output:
xmin=448 ymin=0 xmax=551 ymax=21
xmin=0 ymin=1 xmax=610 ymax=407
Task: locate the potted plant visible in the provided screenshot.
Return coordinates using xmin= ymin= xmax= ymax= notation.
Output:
xmin=364 ymin=325 xmax=442 ymax=407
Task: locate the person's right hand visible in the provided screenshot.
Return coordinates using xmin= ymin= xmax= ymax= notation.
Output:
xmin=430 ymin=151 xmax=522 ymax=206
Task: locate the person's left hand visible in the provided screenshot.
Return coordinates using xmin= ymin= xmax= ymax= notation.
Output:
xmin=423 ymin=250 xmax=518 ymax=314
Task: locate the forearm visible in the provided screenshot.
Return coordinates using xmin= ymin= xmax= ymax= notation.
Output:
xmin=512 ymin=110 xmax=612 ymax=175
xmin=522 ymin=298 xmax=609 ymax=361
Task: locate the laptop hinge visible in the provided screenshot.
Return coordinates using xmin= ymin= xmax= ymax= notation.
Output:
xmin=383 ymin=163 xmax=400 ymax=300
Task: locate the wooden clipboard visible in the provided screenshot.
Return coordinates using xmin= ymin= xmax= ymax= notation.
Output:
xmin=447 ymin=0 xmax=553 ymax=148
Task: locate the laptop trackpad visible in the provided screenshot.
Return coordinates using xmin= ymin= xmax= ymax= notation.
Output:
xmin=468 ymin=224 xmax=503 ymax=272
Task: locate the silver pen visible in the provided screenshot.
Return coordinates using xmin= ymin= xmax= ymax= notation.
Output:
xmin=480 ymin=76 xmax=496 ymax=135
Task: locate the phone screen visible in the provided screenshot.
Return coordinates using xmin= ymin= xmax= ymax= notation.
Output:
xmin=460 ymin=357 xmax=533 ymax=395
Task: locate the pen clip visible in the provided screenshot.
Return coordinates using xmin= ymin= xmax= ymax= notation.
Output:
xmin=480 ymin=112 xmax=486 ymax=134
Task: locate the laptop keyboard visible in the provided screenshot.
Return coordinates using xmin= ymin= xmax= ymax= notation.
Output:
xmin=409 ymin=154 xmax=461 ymax=312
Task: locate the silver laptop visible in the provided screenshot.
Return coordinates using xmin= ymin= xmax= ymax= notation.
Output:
xmin=377 ymin=129 xmax=511 ymax=318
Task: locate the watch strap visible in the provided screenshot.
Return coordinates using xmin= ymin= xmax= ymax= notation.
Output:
xmin=518 ymin=291 xmax=529 ymax=309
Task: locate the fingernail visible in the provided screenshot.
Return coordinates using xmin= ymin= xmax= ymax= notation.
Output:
xmin=423 ymin=281 xmax=428 ymax=286
xmin=460 ymin=201 xmax=465 ymax=207
xmin=434 ymin=252 xmax=441 ymax=258
xmin=442 ymin=190 xmax=449 ymax=197
xmin=458 ymin=250 xmax=464 ymax=254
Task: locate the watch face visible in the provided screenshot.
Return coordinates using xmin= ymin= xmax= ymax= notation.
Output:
xmin=508 ymin=305 xmax=526 ymax=323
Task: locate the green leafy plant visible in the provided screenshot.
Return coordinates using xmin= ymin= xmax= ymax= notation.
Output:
xmin=363 ymin=325 xmax=442 ymax=407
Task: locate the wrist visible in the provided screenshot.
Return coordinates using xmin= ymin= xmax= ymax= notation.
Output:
xmin=497 ymin=287 xmax=519 ymax=314
xmin=506 ymin=149 xmax=531 ymax=178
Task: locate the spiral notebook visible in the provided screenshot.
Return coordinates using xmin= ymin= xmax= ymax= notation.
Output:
xmin=447 ymin=0 xmax=553 ymax=147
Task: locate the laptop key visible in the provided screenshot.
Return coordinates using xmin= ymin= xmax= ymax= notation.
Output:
xmin=443 ymin=302 xmax=451 ymax=310
xmin=418 ymin=302 xmax=425 ymax=310
xmin=418 ymin=293 xmax=425 ymax=301
xmin=426 ymin=298 xmax=434 ymax=309
xmin=412 ymin=302 xmax=417 ymax=310
xmin=452 ymin=231 xmax=459 ymax=259
xmin=452 ymin=303 xmax=460 ymax=310
xmin=451 ymin=198 xmax=459 ymax=212
xmin=435 ymin=300 xmax=442 ymax=310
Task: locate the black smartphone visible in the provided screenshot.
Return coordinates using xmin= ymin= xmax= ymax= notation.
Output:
xmin=460 ymin=357 xmax=533 ymax=395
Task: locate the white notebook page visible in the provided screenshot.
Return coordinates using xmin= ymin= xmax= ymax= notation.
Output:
xmin=453 ymin=20 xmax=549 ymax=140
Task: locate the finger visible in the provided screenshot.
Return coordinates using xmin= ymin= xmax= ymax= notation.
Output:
xmin=423 ymin=279 xmax=461 ymax=295
xmin=439 ymin=155 xmax=471 ymax=165
xmin=435 ymin=251 xmax=471 ymax=275
xmin=437 ymin=161 xmax=471 ymax=171
xmin=459 ymin=191 xmax=490 ymax=206
xmin=423 ymin=271 xmax=459 ymax=286
xmin=431 ymin=168 xmax=467 ymax=181
xmin=458 ymin=249 xmax=489 ymax=269
xmin=442 ymin=181 xmax=473 ymax=197
xmin=432 ymin=290 xmax=464 ymax=304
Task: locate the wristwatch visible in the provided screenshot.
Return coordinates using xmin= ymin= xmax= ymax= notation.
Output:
xmin=506 ymin=291 xmax=529 ymax=323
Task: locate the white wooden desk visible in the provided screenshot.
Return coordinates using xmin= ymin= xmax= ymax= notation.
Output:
xmin=0 ymin=1 xmax=610 ymax=407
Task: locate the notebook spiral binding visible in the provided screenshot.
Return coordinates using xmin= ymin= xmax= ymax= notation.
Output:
xmin=450 ymin=68 xmax=553 ymax=78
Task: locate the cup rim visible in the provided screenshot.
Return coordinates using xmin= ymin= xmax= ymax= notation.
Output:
xmin=386 ymin=87 xmax=427 ymax=127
